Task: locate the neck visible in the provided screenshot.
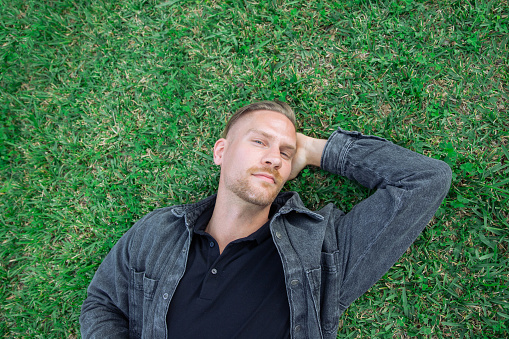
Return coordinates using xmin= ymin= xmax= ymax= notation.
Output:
xmin=206 ymin=189 xmax=272 ymax=254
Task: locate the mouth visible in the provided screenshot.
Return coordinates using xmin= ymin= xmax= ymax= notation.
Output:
xmin=252 ymin=173 xmax=276 ymax=184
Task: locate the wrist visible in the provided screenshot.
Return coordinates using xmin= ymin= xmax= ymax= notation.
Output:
xmin=303 ymin=135 xmax=327 ymax=168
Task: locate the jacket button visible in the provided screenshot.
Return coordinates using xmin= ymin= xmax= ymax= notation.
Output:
xmin=291 ymin=279 xmax=299 ymax=286
xmin=163 ymin=293 xmax=169 ymax=299
xmin=294 ymin=325 xmax=301 ymax=332
xmin=275 ymin=232 xmax=282 ymax=239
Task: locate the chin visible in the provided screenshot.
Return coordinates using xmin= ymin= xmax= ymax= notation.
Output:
xmin=242 ymin=188 xmax=280 ymax=207
xmin=225 ymin=175 xmax=282 ymax=207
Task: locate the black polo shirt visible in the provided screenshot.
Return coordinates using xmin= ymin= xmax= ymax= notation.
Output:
xmin=166 ymin=204 xmax=290 ymax=338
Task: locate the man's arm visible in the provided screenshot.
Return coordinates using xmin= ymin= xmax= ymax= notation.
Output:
xmin=288 ymin=132 xmax=327 ymax=180
xmin=80 ymin=227 xmax=133 ymax=338
xmin=292 ymin=128 xmax=452 ymax=311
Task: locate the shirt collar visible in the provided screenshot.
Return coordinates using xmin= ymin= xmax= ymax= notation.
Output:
xmin=192 ymin=202 xmax=280 ymax=245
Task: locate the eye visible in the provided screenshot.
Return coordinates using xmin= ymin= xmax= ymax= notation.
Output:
xmin=253 ymin=140 xmax=265 ymax=146
xmin=281 ymin=152 xmax=290 ymax=159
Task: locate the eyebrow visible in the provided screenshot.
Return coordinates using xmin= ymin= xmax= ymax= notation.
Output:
xmin=247 ymin=129 xmax=297 ymax=151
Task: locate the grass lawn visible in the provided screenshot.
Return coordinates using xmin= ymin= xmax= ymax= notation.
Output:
xmin=1 ymin=0 xmax=508 ymax=337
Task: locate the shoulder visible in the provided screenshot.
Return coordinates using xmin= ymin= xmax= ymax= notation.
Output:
xmin=128 ymin=195 xmax=217 ymax=245
xmin=133 ymin=205 xmax=183 ymax=231
xmin=124 ymin=206 xmax=186 ymax=251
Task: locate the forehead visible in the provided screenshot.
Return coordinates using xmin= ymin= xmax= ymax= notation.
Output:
xmin=229 ymin=110 xmax=296 ymax=142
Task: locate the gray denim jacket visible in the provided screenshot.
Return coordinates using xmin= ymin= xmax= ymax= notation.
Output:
xmin=80 ymin=128 xmax=452 ymax=339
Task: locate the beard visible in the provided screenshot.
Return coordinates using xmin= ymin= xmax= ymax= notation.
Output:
xmin=225 ymin=166 xmax=284 ymax=207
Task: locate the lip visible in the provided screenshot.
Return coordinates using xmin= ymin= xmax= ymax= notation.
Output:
xmin=252 ymin=173 xmax=276 ymax=184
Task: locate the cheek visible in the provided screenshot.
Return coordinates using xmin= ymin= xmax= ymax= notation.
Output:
xmin=236 ymin=148 xmax=260 ymax=164
xmin=281 ymin=162 xmax=292 ymax=178
xmin=225 ymin=149 xmax=252 ymax=170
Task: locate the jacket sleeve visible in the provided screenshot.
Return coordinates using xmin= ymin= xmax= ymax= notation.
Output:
xmin=320 ymin=128 xmax=452 ymax=312
xmin=79 ymin=223 xmax=137 ymax=339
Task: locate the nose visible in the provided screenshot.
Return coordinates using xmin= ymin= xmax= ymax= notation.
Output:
xmin=262 ymin=147 xmax=282 ymax=169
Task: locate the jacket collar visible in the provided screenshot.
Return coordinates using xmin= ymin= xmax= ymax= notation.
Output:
xmin=170 ymin=194 xmax=217 ymax=229
xmin=272 ymin=191 xmax=324 ymax=220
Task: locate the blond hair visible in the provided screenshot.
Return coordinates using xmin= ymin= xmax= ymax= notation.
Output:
xmin=222 ymin=100 xmax=296 ymax=138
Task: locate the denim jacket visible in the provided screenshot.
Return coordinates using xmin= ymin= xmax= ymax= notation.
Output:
xmin=80 ymin=128 xmax=452 ymax=339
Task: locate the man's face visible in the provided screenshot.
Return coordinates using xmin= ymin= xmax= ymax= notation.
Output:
xmin=214 ymin=110 xmax=297 ymax=207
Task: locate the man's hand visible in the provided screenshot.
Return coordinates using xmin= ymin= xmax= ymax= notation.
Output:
xmin=288 ymin=133 xmax=327 ymax=180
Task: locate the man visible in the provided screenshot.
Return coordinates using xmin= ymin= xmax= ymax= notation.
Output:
xmin=80 ymin=101 xmax=451 ymax=338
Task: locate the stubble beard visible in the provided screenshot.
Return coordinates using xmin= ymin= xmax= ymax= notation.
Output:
xmin=225 ymin=166 xmax=284 ymax=207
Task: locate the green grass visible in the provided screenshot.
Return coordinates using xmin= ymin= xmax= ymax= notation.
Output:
xmin=1 ymin=0 xmax=508 ymax=337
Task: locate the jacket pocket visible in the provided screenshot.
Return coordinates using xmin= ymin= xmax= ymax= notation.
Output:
xmin=306 ymin=252 xmax=340 ymax=335
xmin=129 ymin=269 xmax=159 ymax=338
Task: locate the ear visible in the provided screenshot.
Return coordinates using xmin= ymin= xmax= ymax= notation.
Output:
xmin=213 ymin=138 xmax=227 ymax=165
